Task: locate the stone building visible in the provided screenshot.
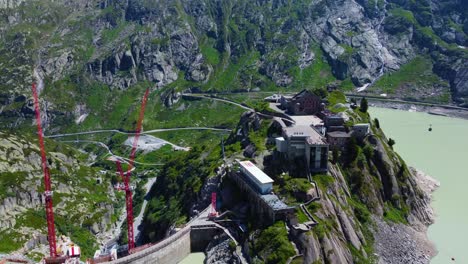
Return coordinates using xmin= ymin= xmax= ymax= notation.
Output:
xmin=276 ymin=125 xmax=329 ymax=172
xmin=327 ymin=131 xmax=351 ymax=151
xmin=228 ymin=161 xmax=294 ymax=224
xmin=352 ymin=123 xmax=370 ymax=139
xmin=280 ymin=90 xmax=322 ymax=115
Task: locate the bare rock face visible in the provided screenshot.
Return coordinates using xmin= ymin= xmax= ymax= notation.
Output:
xmin=299 ymin=232 xmax=322 ymax=263
xmin=0 ymin=132 xmax=116 ymax=253
xmin=162 ymin=89 xmax=182 ymax=108
xmin=0 ymin=0 xmax=24 ymax=9
xmin=229 ymin=111 xmax=261 ymax=152
xmin=322 ymin=234 xmax=353 ymax=264
xmin=434 ymin=57 xmax=468 ymax=105
xmin=336 ymin=208 xmax=362 ymax=250
xmin=205 ymin=234 xmax=239 ymax=264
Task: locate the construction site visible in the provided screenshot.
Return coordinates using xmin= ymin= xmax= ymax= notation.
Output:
xmin=2 ymin=84 xmax=351 ymax=264
xmin=0 ymin=83 xmax=250 ymax=264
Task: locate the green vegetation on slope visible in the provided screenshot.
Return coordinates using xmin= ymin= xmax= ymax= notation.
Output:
xmin=372 ymin=56 xmax=447 ymax=94
xmin=252 ymin=221 xmax=296 ymax=264
xmin=141 ymin=144 xmax=223 ymax=242
xmin=0 ymin=132 xmax=119 ymax=258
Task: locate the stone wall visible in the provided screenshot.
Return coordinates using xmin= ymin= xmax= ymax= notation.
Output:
xmin=108 ymin=225 xmax=223 ymax=264
xmin=109 ymin=227 xmax=191 ymax=264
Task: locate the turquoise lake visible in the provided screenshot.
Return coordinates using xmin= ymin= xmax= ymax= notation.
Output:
xmin=178 ymin=252 xmax=205 ymax=264
xmin=370 ymin=107 xmax=468 ymax=264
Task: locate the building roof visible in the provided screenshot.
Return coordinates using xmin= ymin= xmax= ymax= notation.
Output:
xmin=239 ymin=161 xmax=274 ymax=184
xmin=290 ymin=115 xmax=324 ymax=126
xmin=283 ymin=125 xmax=327 ymax=145
xmin=292 ymin=89 xmax=318 ymax=100
xmin=261 ymin=194 xmax=291 ymax=211
xmin=326 ymin=115 xmax=344 ymax=120
xmin=327 ymin=131 xmax=351 ymax=138
xmin=283 ymin=125 xmax=314 ymax=138
xmin=353 ymin=123 xmax=370 ymax=128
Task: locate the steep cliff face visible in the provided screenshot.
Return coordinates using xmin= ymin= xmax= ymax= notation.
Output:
xmin=0 ymin=131 xmax=118 ymax=259
xmin=0 ymin=0 xmax=466 ymax=130
xmin=223 ymin=108 xmax=435 ymax=263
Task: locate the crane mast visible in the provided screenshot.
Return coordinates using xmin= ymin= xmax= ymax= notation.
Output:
xmin=32 ymin=82 xmax=57 ymax=257
xmin=116 ymin=88 xmax=150 ymax=251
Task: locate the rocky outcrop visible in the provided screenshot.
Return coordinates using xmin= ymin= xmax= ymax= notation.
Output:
xmin=205 ymin=234 xmax=239 ymax=264
xmin=0 ymin=131 xmax=117 ymax=254
xmin=190 ymin=165 xmax=223 ymax=216
xmin=229 ymin=111 xmax=261 ymax=149
xmin=373 ymin=216 xmax=436 ymax=264
xmin=299 ymin=232 xmax=322 ymax=264
xmin=161 ymin=89 xmax=182 ymax=108
xmin=0 ymin=0 xmax=466 ymax=131
xmin=433 ymin=57 xmax=468 ymax=105
xmin=0 ymin=0 xmax=24 ymax=9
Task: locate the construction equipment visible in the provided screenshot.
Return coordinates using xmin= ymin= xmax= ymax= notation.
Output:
xmin=208 ymin=192 xmax=218 ymax=218
xmin=32 ymin=83 xmax=58 ymax=258
xmin=114 ymin=88 xmax=150 ymax=251
xmin=33 ymin=83 xmax=82 ymax=264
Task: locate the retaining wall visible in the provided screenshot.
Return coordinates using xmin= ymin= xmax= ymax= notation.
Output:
xmin=109 ymin=227 xmax=191 ymax=264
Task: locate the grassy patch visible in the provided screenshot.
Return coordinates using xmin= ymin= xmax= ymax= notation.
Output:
xmin=296 ymin=208 xmax=309 ymax=223
xmin=0 ymin=171 xmax=28 ymax=200
xmin=200 ymin=44 xmax=221 ymax=65
xmin=383 ymin=203 xmax=408 ymax=224
xmin=0 ymin=230 xmax=27 ymax=252
xmin=372 ymin=56 xmax=446 ymax=94
xmin=327 ymin=90 xmax=347 ymax=106
xmin=312 ymin=216 xmax=336 ymax=240
xmin=313 ymin=174 xmax=334 ymax=190
xmin=14 ymin=209 xmax=47 ymax=230
xmin=202 ymin=51 xmax=262 ymax=91
xmin=253 ymin=221 xmax=296 ymax=264
xmin=146 ymin=97 xmax=245 ymax=129
xmin=248 ymin=120 xmax=272 ymax=151
xmin=288 ymin=45 xmax=336 ymax=90
xmin=338 ymin=78 xmax=355 ymax=91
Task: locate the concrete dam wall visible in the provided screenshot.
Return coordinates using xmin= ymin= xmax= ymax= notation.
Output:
xmin=109 ymin=225 xmax=222 ymax=264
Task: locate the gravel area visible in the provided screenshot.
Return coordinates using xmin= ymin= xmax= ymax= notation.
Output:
xmin=373 ymin=217 xmax=436 ymax=264
xmin=373 ymin=168 xmax=439 ymax=264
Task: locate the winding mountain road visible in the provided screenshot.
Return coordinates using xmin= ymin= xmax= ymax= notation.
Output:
xmin=46 ymin=127 xmax=232 ymax=139
xmin=60 ymin=139 xmax=164 ymax=166
xmin=181 ymin=93 xmax=254 ymax=111
xmin=134 ymin=177 xmax=157 ymax=244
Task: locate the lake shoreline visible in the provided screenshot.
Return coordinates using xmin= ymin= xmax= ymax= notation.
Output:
xmin=367 ymin=100 xmax=468 ymax=120
xmin=369 ymin=107 xmax=468 ymax=263
xmin=373 ymin=168 xmax=439 ymax=264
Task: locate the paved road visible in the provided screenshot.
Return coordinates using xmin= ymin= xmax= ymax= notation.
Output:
xmin=345 ymin=93 xmax=468 ymax=110
xmin=60 ymin=140 xmax=164 ymax=166
xmin=134 ymin=177 xmax=157 ymax=243
xmin=46 ymin=127 xmax=232 ymax=139
xmin=182 ymin=93 xmax=254 ymax=111
xmin=184 ymin=93 xmax=296 ymax=124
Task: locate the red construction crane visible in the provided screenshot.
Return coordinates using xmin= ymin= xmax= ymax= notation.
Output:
xmin=32 ymin=83 xmax=57 ymax=257
xmin=208 ymin=192 xmax=218 ymax=218
xmin=115 ymin=88 xmax=150 ymax=251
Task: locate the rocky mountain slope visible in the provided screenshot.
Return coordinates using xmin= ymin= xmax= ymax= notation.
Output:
xmin=0 ymin=0 xmax=466 ymax=132
xmin=136 ymin=93 xmax=436 ymax=263
xmin=0 ymin=131 xmax=119 ymax=260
